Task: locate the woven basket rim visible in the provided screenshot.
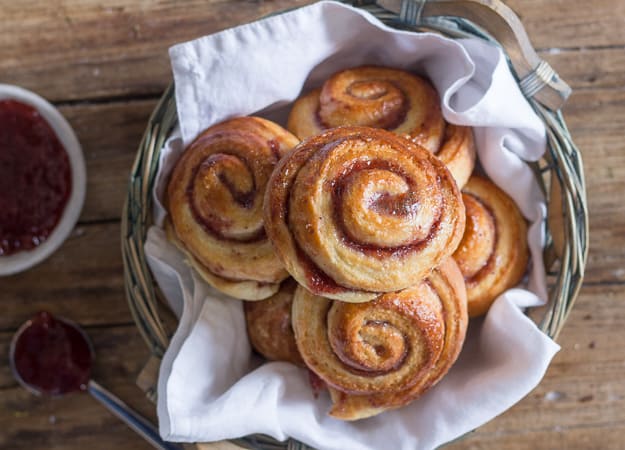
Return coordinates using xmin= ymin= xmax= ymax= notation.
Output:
xmin=121 ymin=2 xmax=589 ymax=448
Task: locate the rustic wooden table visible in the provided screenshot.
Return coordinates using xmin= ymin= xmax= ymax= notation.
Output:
xmin=1 ymin=1 xmax=623 ymax=449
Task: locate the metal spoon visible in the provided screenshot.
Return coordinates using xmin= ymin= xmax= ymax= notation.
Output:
xmin=9 ymin=312 xmax=181 ymax=450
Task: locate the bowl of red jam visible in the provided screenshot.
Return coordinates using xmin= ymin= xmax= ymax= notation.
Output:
xmin=0 ymin=84 xmax=86 ymax=275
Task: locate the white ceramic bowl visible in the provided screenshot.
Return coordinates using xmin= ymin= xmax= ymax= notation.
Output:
xmin=0 ymin=84 xmax=86 ymax=276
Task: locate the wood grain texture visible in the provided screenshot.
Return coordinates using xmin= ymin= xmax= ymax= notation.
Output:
xmin=1 ymin=0 xmax=623 ymax=449
xmin=2 ymin=222 xmax=131 ymax=330
xmin=506 ymin=0 xmax=625 ymax=49
xmin=59 ymin=100 xmax=158 ymax=223
xmin=541 ymin=46 xmax=625 ymax=92
xmin=0 ymin=0 xmax=315 ymax=102
xmin=1 ymin=386 xmax=149 ymax=450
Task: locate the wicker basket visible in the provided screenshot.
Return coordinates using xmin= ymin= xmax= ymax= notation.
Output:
xmin=121 ymin=1 xmax=588 ymax=448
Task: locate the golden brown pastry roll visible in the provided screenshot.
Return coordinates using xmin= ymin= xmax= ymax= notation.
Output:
xmin=436 ymin=123 xmax=476 ymax=189
xmin=244 ymin=279 xmax=303 ymax=366
xmin=287 ymin=66 xmax=445 ymax=153
xmin=292 ymin=257 xmax=468 ymax=420
xmin=167 ymin=117 xmax=299 ymax=300
xmin=453 ymin=176 xmax=529 ymax=317
xmin=264 ymin=126 xmax=465 ymax=303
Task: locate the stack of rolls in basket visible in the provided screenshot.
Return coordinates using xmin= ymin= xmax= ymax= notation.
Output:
xmin=165 ymin=66 xmax=530 ymax=421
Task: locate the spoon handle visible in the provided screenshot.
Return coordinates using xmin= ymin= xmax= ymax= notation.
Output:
xmin=87 ymin=379 xmax=182 ymax=450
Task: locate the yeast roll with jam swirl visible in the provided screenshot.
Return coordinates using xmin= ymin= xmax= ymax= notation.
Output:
xmin=287 ymin=65 xmax=475 ymax=188
xmin=453 ymin=176 xmax=529 ymax=317
xmin=292 ymin=257 xmax=468 ymax=420
xmin=264 ymin=126 xmax=466 ymax=303
xmin=287 ymin=66 xmax=445 ymax=153
xmin=243 ymin=279 xmax=304 ymax=365
xmin=167 ymin=117 xmax=299 ymax=300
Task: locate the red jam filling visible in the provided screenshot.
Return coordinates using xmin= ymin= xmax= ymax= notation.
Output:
xmin=12 ymin=311 xmax=92 ymax=395
xmin=0 ymin=100 xmax=72 ymax=256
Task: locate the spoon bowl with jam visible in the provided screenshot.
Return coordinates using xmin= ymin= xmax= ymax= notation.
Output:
xmin=10 ymin=311 xmax=181 ymax=450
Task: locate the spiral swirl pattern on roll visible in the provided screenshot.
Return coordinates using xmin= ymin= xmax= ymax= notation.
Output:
xmin=292 ymin=257 xmax=468 ymax=420
xmin=264 ymin=126 xmax=466 ymax=302
xmin=287 ymin=66 xmax=445 ymax=152
xmin=453 ymin=176 xmax=529 ymax=317
xmin=167 ymin=117 xmax=299 ymax=300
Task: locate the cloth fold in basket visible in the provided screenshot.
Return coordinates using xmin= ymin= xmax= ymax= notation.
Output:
xmin=144 ymin=2 xmax=559 ymax=449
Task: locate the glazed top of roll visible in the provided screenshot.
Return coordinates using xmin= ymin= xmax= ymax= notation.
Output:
xmin=167 ymin=116 xmax=299 ymax=284
xmin=264 ymin=126 xmax=466 ymax=302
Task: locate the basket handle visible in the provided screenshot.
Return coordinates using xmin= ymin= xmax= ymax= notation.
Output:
xmin=372 ymin=0 xmax=571 ymax=111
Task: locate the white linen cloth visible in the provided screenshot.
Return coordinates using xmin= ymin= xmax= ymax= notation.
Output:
xmin=144 ymin=2 xmax=560 ymax=449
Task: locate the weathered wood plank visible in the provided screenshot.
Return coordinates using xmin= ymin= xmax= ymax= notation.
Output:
xmin=562 ymin=89 xmax=625 ymax=284
xmin=450 ymin=423 xmax=625 ymax=450
xmin=507 ymin=0 xmax=625 ymax=50
xmin=1 ymin=0 xmax=624 ymax=103
xmin=1 ymin=222 xmax=132 ymax=330
xmin=540 ymin=46 xmax=625 ymax=92
xmin=0 ymin=384 xmax=154 ymax=450
xmin=59 ymin=100 xmax=157 ymax=223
